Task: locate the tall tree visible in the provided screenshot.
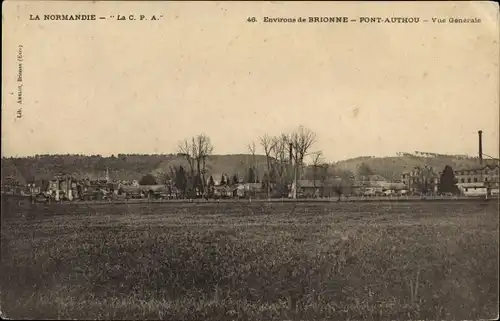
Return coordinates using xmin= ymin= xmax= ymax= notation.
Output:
xmin=232 ymin=174 xmax=239 ymax=185
xmin=261 ymin=172 xmax=270 ymax=191
xmin=178 ymin=134 xmax=214 ymax=194
xmin=417 ymin=165 xmax=436 ymax=194
xmin=438 ymin=165 xmax=459 ymax=194
xmin=193 ymin=174 xmax=203 ymax=195
xmin=208 ymin=175 xmax=215 ymax=198
xmin=270 ymin=134 xmax=291 ymax=186
xmin=175 ymin=166 xmax=187 ymax=196
xmin=317 ymin=163 xmax=330 ymax=197
xmin=259 ymin=134 xmax=276 ymax=199
xmin=177 ymin=140 xmax=195 ymax=176
xmin=247 ymin=141 xmax=258 ymax=183
xmin=290 ymin=126 xmax=316 ymax=180
xmin=246 ymin=167 xmax=256 ymax=184
xmin=311 ymin=151 xmax=324 ymax=192
xmin=220 ymin=174 xmax=226 ymax=186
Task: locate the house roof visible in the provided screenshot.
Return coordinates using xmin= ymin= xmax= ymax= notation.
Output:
xmin=455 ymin=164 xmax=499 ymax=172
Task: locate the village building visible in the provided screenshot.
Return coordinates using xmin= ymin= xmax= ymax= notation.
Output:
xmin=46 ymin=176 xmax=78 ymax=201
xmin=237 ymin=182 xmax=264 ymax=198
xmin=455 ymin=164 xmax=499 ymax=196
xmin=291 ymin=179 xmax=340 ymax=198
xmin=352 ymin=174 xmax=406 ymax=196
xmin=401 ymin=166 xmax=440 ymax=194
xmin=213 ymin=185 xmax=234 ymax=198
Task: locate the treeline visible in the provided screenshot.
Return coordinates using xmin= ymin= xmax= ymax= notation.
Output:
xmin=1 ymin=154 xmax=176 ymax=182
xmin=139 ymin=165 xmax=258 ymax=198
xmin=1 ymin=153 xmax=179 ymax=160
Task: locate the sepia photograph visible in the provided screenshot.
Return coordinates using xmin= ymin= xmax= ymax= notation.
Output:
xmin=1 ymin=1 xmax=499 ymax=320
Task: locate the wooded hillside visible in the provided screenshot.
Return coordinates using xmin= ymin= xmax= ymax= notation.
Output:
xmin=1 ymin=154 xmax=269 ymax=183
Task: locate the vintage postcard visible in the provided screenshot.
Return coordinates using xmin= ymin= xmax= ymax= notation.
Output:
xmin=1 ymin=1 xmax=499 ymax=320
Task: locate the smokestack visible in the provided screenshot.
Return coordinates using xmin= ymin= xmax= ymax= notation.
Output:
xmin=478 ymin=130 xmax=483 ymax=165
xmin=289 ymin=143 xmax=293 ymax=165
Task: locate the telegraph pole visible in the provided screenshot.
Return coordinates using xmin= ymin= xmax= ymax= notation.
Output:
xmin=289 ymin=142 xmax=297 ymax=199
xmin=475 ymin=130 xmax=500 ymax=199
xmin=478 ymin=130 xmax=483 ymax=165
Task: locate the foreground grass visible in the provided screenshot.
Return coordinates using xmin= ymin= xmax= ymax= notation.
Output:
xmin=1 ymin=201 xmax=498 ymax=320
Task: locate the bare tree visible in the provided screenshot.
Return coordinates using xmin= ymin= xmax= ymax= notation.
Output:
xmin=194 ymin=134 xmax=214 ymax=195
xmin=259 ymin=134 xmax=276 ymax=199
xmin=290 ymin=126 xmax=317 ymax=179
xmin=310 ymin=151 xmax=324 ymax=195
xmin=270 ymin=134 xmax=290 ymax=185
xmin=178 ymin=134 xmax=214 ymax=195
xmin=247 ymin=141 xmax=256 ymax=156
xmin=178 ymin=139 xmax=195 ymax=176
xmin=288 ymin=126 xmax=316 ymax=199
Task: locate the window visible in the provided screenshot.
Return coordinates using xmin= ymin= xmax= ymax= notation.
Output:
xmin=467 ymin=178 xmax=471 ymax=183
xmin=461 ymin=178 xmax=465 ymax=183
xmin=485 ymin=177 xmax=488 ymax=182
xmin=474 ymin=178 xmax=478 ymax=183
xmin=465 ymin=188 xmax=468 ymax=192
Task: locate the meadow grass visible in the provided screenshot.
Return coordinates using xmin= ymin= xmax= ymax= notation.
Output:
xmin=1 ymin=201 xmax=498 ymax=320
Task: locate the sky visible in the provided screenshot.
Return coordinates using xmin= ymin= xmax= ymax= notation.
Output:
xmin=2 ymin=1 xmax=499 ymax=162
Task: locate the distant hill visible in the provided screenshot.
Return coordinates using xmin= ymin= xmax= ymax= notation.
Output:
xmin=0 ymin=154 xmax=270 ymax=183
xmin=333 ymin=155 xmax=499 ymax=181
xmin=1 ymin=153 xmax=497 ymax=184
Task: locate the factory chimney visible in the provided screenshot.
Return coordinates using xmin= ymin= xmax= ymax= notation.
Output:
xmin=478 ymin=130 xmax=483 ymax=165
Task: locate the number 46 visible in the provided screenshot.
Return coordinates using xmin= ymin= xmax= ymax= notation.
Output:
xmin=247 ymin=17 xmax=256 ymax=23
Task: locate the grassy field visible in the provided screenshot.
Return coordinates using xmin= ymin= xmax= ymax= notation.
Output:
xmin=1 ymin=201 xmax=498 ymax=320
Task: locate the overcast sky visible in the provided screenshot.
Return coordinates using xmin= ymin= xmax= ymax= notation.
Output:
xmin=2 ymin=1 xmax=499 ymax=161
